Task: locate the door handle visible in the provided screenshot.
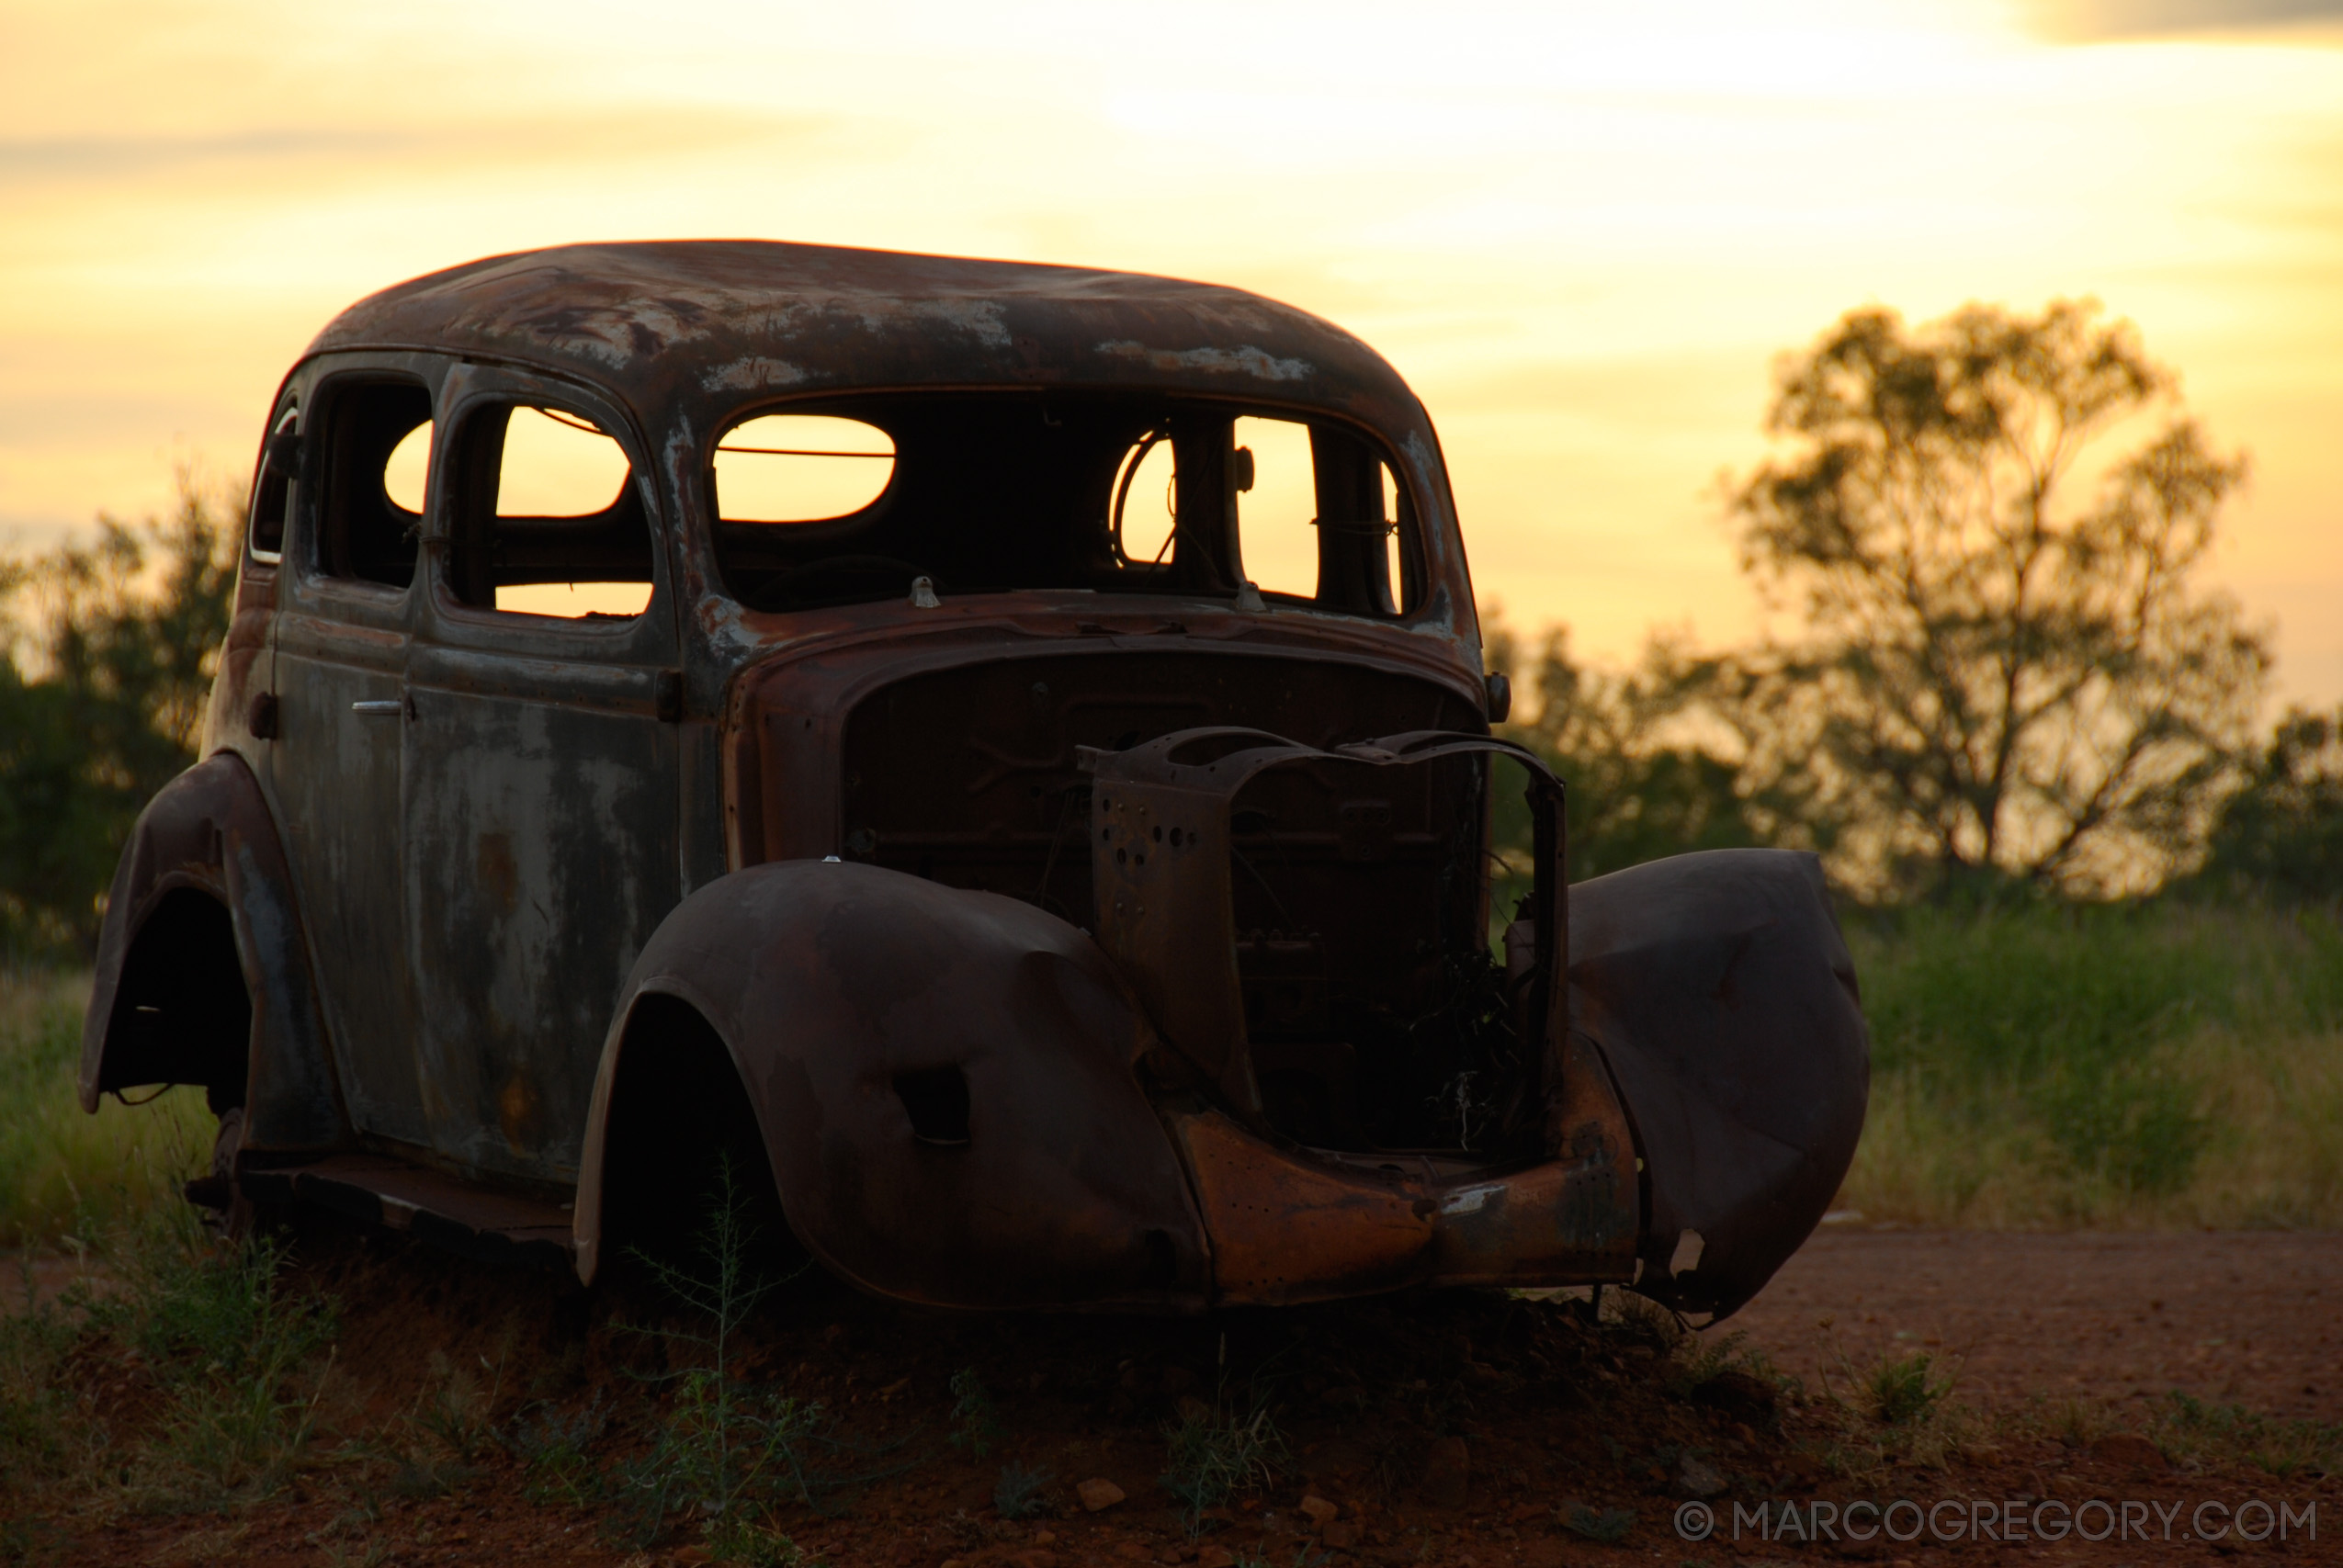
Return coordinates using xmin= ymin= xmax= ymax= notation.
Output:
xmin=352 ymin=699 xmax=403 ymax=716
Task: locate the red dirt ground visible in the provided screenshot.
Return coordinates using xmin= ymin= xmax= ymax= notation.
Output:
xmin=6 ymin=1227 xmax=2337 ymax=1567
xmin=1727 ymin=1228 xmax=2343 ymax=1428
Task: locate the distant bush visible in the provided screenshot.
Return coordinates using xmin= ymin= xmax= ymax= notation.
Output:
xmin=1840 ymin=899 xmax=2343 ymax=1225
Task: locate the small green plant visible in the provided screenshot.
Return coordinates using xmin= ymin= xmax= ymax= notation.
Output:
xmin=1864 ymin=1352 xmax=1954 ymax=1427
xmin=1564 ymin=1505 xmax=1636 ymax=1543
xmin=992 ymin=1461 xmax=1052 ymax=1518
xmin=1159 ymin=1383 xmax=1287 ymax=1536
xmin=1606 ymin=1291 xmax=1688 ymax=1358
xmin=1666 ymin=1327 xmax=1790 ymax=1407
xmin=503 ymin=1397 xmax=607 ymax=1507
xmin=948 ymin=1367 xmax=1004 ymax=1459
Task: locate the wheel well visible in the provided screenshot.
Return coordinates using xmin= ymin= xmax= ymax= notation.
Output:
xmin=99 ymin=887 xmax=251 ymax=1115
xmin=598 ymin=994 xmax=802 ymax=1280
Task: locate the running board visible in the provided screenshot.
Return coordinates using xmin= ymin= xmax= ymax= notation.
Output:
xmin=232 ymin=1154 xmax=576 ymax=1268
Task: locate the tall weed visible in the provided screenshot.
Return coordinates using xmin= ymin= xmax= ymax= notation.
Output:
xmin=613 ymin=1158 xmax=878 ymax=1562
xmin=92 ymin=1205 xmax=338 ymax=1506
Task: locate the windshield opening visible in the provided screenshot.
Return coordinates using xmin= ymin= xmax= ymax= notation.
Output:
xmin=706 ymin=392 xmax=1421 ymax=615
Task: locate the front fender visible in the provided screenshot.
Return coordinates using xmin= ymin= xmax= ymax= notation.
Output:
xmin=1569 ymin=848 xmax=1870 ymax=1319
xmin=577 ymin=861 xmax=1211 ymax=1308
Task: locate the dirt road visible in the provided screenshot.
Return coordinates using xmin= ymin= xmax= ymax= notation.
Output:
xmin=1729 ymin=1227 xmax=2343 ymax=1423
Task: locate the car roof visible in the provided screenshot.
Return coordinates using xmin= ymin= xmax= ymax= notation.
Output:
xmin=307 ymin=241 xmax=1428 ymax=429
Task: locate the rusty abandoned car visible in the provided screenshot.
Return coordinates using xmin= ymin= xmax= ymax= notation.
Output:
xmin=80 ymin=242 xmax=1867 ymax=1321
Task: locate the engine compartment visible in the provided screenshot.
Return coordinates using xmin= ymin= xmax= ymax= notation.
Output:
xmin=831 ymin=649 xmax=1528 ymax=1155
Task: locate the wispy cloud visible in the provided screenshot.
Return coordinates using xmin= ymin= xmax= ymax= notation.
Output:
xmin=0 ymin=130 xmax=427 ymax=183
xmin=2033 ymin=0 xmax=2343 ymax=39
xmin=0 ymin=110 xmax=845 ymax=193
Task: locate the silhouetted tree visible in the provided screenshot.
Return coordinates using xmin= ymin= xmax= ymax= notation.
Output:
xmin=1483 ymin=615 xmax=1765 ymax=900
xmin=1709 ymin=299 xmax=2267 ymax=898
xmin=0 ymin=471 xmax=239 ymax=955
xmin=2196 ymin=706 xmax=2343 ymax=903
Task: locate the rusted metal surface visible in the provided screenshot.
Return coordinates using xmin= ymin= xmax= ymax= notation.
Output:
xmin=577 ymin=861 xmax=1212 ymax=1308
xmin=1085 ymin=727 xmax=1637 ymax=1301
xmin=1085 ymin=728 xmax=1559 ymax=1125
xmin=1567 ymin=849 xmax=1871 ymax=1319
xmin=78 ymin=240 xmax=1867 ymax=1318
xmin=308 ymin=242 xmax=1440 ymax=461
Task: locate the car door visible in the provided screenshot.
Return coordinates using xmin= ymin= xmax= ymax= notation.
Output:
xmin=263 ymin=362 xmax=438 ymax=1145
xmin=402 ymin=366 xmax=682 ymax=1181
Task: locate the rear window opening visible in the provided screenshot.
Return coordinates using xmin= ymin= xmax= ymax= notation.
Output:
xmin=708 ymin=393 xmax=1420 ymax=615
xmin=715 ymin=415 xmax=897 ymax=521
xmin=313 ymin=378 xmax=432 ymax=590
xmin=443 ymin=401 xmax=654 ymax=621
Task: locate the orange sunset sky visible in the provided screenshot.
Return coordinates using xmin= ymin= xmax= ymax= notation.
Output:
xmin=5 ymin=0 xmax=2340 ymax=704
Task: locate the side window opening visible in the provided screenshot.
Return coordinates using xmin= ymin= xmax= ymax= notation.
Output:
xmin=446 ymin=402 xmax=653 ymax=621
xmin=1302 ymin=423 xmax=1408 ymax=616
xmin=1228 ymin=416 xmax=1320 ymax=602
xmin=707 ymin=394 xmax=1419 ymax=616
xmin=384 ymin=423 xmax=430 ymax=512
xmin=315 ymin=378 xmax=431 ymax=589
xmin=1109 ymin=429 xmax=1176 ymax=569
xmin=247 ymin=407 xmax=299 ymax=559
xmin=1137 ymin=413 xmax=1410 ymax=615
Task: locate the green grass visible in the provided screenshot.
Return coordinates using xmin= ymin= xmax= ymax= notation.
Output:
xmin=1839 ymin=899 xmax=2343 ymax=1227
xmin=1 ymin=969 xmax=214 ymax=1248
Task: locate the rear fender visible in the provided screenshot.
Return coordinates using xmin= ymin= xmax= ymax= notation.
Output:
xmin=79 ymin=751 xmax=348 ymax=1150
xmin=1569 ymin=848 xmax=1870 ymax=1320
xmin=575 ymin=860 xmax=1211 ymax=1307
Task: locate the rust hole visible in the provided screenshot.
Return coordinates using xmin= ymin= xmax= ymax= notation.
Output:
xmin=894 ymin=1065 xmax=971 ymax=1146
